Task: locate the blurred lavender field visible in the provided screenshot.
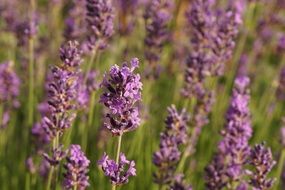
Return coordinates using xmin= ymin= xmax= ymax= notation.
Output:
xmin=0 ymin=0 xmax=285 ymax=189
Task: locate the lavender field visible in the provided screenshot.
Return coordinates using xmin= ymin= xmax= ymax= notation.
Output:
xmin=0 ymin=0 xmax=285 ymax=189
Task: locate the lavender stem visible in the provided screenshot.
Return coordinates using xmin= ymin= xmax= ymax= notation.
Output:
xmin=83 ymin=91 xmax=96 ymax=150
xmin=112 ymin=134 xmax=123 ymax=190
xmin=28 ymin=0 xmax=36 ymax=127
xmin=85 ymin=47 xmax=98 ymax=83
xmin=274 ymin=149 xmax=285 ymax=189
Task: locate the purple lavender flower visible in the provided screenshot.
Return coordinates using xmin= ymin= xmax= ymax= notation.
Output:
xmin=170 ymin=174 xmax=192 ymax=190
xmin=63 ymin=145 xmax=90 ymax=190
xmin=0 ymin=61 xmax=20 ymax=106
xmin=42 ymin=41 xmax=82 ymax=139
xmin=205 ymin=76 xmax=252 ymax=189
xmin=77 ymin=70 xmax=99 ymax=109
xmin=183 ymin=0 xmax=242 ymax=97
xmin=100 ymin=58 xmax=142 ymax=135
xmin=144 ymin=0 xmax=174 ymax=68
xmin=64 ymin=0 xmax=87 ymax=41
xmin=86 ymin=0 xmax=114 ymax=50
xmin=116 ymin=0 xmax=139 ymax=35
xmin=153 ymin=105 xmax=189 ymax=185
xmin=0 ymin=61 xmax=20 ymax=128
xmin=248 ymin=143 xmax=276 ymax=190
xmin=98 ymin=152 xmax=136 ymax=185
xmin=43 ymin=145 xmax=67 ymax=166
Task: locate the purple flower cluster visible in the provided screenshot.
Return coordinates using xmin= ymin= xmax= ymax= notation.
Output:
xmin=86 ymin=0 xmax=114 ymax=50
xmin=77 ymin=70 xmax=99 ymax=109
xmin=116 ymin=0 xmax=139 ymax=35
xmin=183 ymin=0 xmax=242 ymax=97
xmin=43 ymin=145 xmax=67 ymax=166
xmin=42 ymin=41 xmax=82 ymax=139
xmin=63 ymin=145 xmax=90 ymax=190
xmin=153 ymin=105 xmax=189 ymax=185
xmin=0 ymin=61 xmax=20 ymax=128
xmin=170 ymin=174 xmax=193 ymax=190
xmin=98 ymin=152 xmax=136 ymax=185
xmin=100 ymin=58 xmax=142 ymax=135
xmin=144 ymin=0 xmax=174 ymax=64
xmin=248 ymin=143 xmax=276 ymax=190
xmin=205 ymin=76 xmax=252 ymax=189
xmin=64 ymin=0 xmax=87 ymax=42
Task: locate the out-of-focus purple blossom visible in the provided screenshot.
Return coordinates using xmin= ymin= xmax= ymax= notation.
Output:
xmin=86 ymin=0 xmax=114 ymax=50
xmin=170 ymin=174 xmax=192 ymax=190
xmin=39 ymin=159 xmax=50 ymax=177
xmin=276 ymin=66 xmax=285 ymax=101
xmin=153 ymin=105 xmax=189 ymax=185
xmin=248 ymin=143 xmax=276 ymax=190
xmin=0 ymin=61 xmax=20 ymax=128
xmin=205 ymin=76 xmax=252 ymax=189
xmin=237 ymin=54 xmax=248 ymax=77
xmin=77 ymin=70 xmax=99 ymax=109
xmin=277 ymin=34 xmax=285 ymax=53
xmin=63 ymin=145 xmax=90 ymax=190
xmin=0 ymin=61 xmax=20 ymax=106
xmin=116 ymin=0 xmax=139 ymax=35
xmin=32 ymin=121 xmax=50 ymax=147
xmin=60 ymin=41 xmax=83 ymax=68
xmin=144 ymin=0 xmax=174 ymax=69
xmin=100 ymin=58 xmax=142 ymax=135
xmin=26 ymin=157 xmax=36 ymax=174
xmin=43 ymin=145 xmax=67 ymax=166
xmin=64 ymin=0 xmax=87 ymax=41
xmin=183 ymin=0 xmax=242 ymax=97
xmin=42 ymin=41 xmax=82 ymax=139
xmin=14 ymin=17 xmax=38 ymax=46
xmin=98 ymin=152 xmax=136 ymax=185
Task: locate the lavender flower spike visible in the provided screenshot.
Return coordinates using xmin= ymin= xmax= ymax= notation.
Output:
xmin=63 ymin=145 xmax=90 ymax=190
xmin=153 ymin=105 xmax=189 ymax=185
xmin=100 ymin=58 xmax=142 ymax=135
xmin=98 ymin=152 xmax=136 ymax=185
xmin=42 ymin=41 xmax=82 ymax=139
xmin=144 ymin=0 xmax=174 ymax=67
xmin=205 ymin=76 xmax=252 ymax=189
xmin=0 ymin=61 xmax=20 ymax=128
xmin=248 ymin=143 xmax=276 ymax=190
xmin=86 ymin=0 xmax=114 ymax=50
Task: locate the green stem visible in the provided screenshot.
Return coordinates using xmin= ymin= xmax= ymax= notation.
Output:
xmin=84 ymin=47 xmax=98 ymax=83
xmin=28 ymin=0 xmax=36 ymax=127
xmin=73 ymin=185 xmax=77 ymax=190
xmin=0 ymin=105 xmax=3 ymax=128
xmin=274 ymin=149 xmax=285 ymax=190
xmin=83 ymin=91 xmax=96 ymax=150
xmin=46 ymin=166 xmax=55 ymax=190
xmin=112 ymin=135 xmax=123 ymax=190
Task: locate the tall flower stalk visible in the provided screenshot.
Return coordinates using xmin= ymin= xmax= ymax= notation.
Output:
xmin=98 ymin=58 xmax=142 ymax=190
xmin=28 ymin=0 xmax=37 ymax=127
xmin=144 ymin=0 xmax=174 ymax=77
xmin=205 ymin=76 xmax=252 ymax=189
xmin=153 ymin=105 xmax=192 ymax=189
xmin=43 ymin=41 xmax=82 ymax=190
